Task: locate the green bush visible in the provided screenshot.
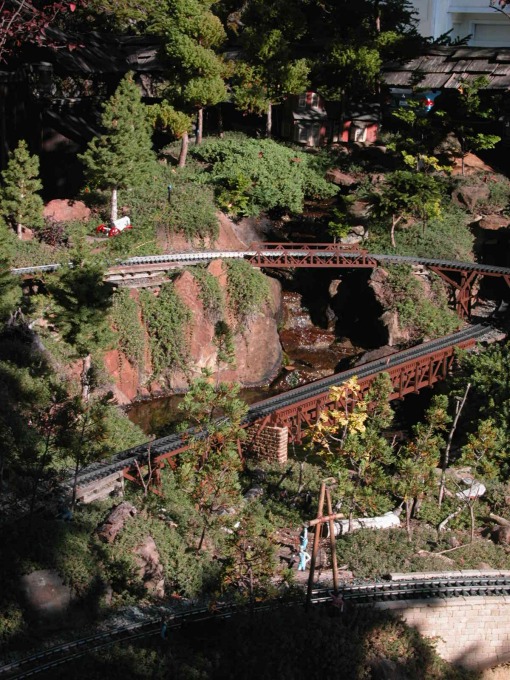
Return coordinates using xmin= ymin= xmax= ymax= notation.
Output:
xmin=225 ymin=260 xmax=271 ymax=324
xmin=167 ymin=182 xmax=219 ymax=243
xmin=190 ymin=265 xmax=224 ymax=318
xmin=367 ymin=203 xmax=474 ymax=262
xmin=111 ymin=289 xmax=146 ymax=368
xmin=139 ymin=283 xmax=192 ymax=383
xmin=385 ymin=265 xmax=460 ymax=340
xmin=192 ymin=136 xmax=338 ymax=217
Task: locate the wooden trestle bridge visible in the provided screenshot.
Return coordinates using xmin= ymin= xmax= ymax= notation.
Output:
xmin=13 ymin=244 xmax=509 ymax=497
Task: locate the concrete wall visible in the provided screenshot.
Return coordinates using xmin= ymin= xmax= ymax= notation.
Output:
xmin=245 ymin=425 xmax=288 ymax=465
xmin=374 ymin=596 xmax=510 ymax=670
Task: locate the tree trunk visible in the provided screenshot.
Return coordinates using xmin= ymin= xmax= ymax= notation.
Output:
xmin=391 ymin=215 xmax=397 ymax=248
xmin=405 ymin=499 xmax=412 ymax=540
xmin=469 ymin=504 xmax=475 ymax=543
xmin=81 ymin=353 xmax=92 ymax=402
xmin=218 ymin=104 xmax=224 ymax=138
xmin=16 ymin=222 xmax=22 ymax=239
xmin=29 ymin=430 xmax=52 ymax=523
xmin=439 ymin=383 xmax=471 ymax=507
xmin=111 ymin=186 xmax=118 ymax=223
xmin=178 ymin=132 xmax=189 ymax=168
xmin=71 ymin=458 xmax=80 ymax=510
xmin=266 ymin=101 xmax=272 ymax=138
xmin=196 ymin=108 xmax=203 ymax=145
xmin=197 ymin=523 xmax=207 ymax=552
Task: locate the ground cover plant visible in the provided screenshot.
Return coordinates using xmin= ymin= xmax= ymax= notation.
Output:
xmin=191 ymin=134 xmax=338 ymax=217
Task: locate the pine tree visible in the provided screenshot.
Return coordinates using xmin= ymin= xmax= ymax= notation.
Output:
xmin=152 ymin=0 xmax=227 ymax=146
xmin=0 ymin=140 xmax=43 ymax=239
xmin=48 ymin=257 xmax=115 ymax=401
xmin=79 ymin=72 xmax=156 ymax=222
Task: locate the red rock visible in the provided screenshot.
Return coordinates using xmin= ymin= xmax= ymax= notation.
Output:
xmin=44 ymin=199 xmax=91 ymax=222
xmin=478 ymin=214 xmax=510 ymax=230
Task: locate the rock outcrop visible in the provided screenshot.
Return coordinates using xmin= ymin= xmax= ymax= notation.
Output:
xmin=96 ymin=502 xmax=137 ymax=543
xmin=43 ymin=199 xmax=91 ymax=223
xmin=105 ymin=260 xmax=283 ymax=402
xmin=170 ymin=259 xmax=282 ymax=389
xmin=133 ymin=536 xmax=165 ymax=597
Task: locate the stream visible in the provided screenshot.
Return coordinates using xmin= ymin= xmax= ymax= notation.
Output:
xmin=127 ymin=288 xmax=364 ymax=437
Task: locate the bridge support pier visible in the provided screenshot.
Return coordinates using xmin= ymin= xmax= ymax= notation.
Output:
xmin=245 ymin=424 xmax=288 ymax=465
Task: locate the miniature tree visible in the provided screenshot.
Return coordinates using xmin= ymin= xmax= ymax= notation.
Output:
xmin=79 ymin=72 xmax=156 ymax=223
xmin=177 ymin=374 xmax=247 ymax=552
xmin=455 ymin=419 xmax=501 ymax=542
xmin=308 ymin=375 xmax=394 ymax=528
xmin=47 ymin=255 xmax=115 ymax=401
xmin=371 ymin=170 xmax=442 ymax=247
xmin=153 ymin=0 xmax=227 ymax=145
xmin=450 ymin=77 xmax=501 ymax=175
xmin=148 ymin=101 xmax=192 ymax=167
xmin=0 ymin=140 xmax=43 ymax=239
xmin=395 ymin=395 xmax=451 ymax=538
xmin=232 ymin=0 xmax=309 ymax=137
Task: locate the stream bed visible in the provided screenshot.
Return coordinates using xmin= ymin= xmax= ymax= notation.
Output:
xmin=127 ymin=289 xmax=363 ymax=437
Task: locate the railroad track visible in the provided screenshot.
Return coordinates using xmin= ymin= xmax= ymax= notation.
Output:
xmin=68 ymin=322 xmax=489 ymax=492
xmin=3 ymin=573 xmax=510 ymax=679
xmin=10 ymin=247 xmax=510 ymax=278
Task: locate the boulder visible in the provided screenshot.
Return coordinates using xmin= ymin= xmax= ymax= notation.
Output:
xmin=325 ymin=168 xmax=358 ymax=186
xmin=134 ymin=535 xmax=165 ymax=597
xmin=347 ymin=200 xmax=370 ymax=219
xmin=492 ymin=525 xmax=510 ymax=545
xmin=478 ymin=214 xmax=510 ymax=231
xmin=452 ymin=183 xmax=490 ymax=212
xmin=20 ymin=569 xmax=72 ymax=623
xmin=44 ymin=199 xmax=91 ymax=223
xmin=96 ymin=502 xmax=137 ymax=543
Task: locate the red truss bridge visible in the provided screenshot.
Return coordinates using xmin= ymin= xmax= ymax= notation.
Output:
xmin=14 ymin=243 xmax=510 ymax=319
xmin=71 ymin=324 xmax=490 ymax=499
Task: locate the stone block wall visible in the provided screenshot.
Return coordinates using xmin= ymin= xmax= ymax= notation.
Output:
xmin=373 ymin=596 xmax=510 ymax=670
xmin=245 ymin=425 xmax=288 ymax=464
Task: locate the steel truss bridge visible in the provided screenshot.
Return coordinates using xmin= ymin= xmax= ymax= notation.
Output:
xmin=2 ymin=571 xmax=510 ymax=679
xmin=13 ymin=242 xmax=510 ymax=318
xmin=72 ymin=324 xmax=489 ymax=496
xmin=13 ymin=244 xmax=508 ymax=491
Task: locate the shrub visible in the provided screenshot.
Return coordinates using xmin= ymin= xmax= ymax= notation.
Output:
xmin=192 ymin=137 xmax=338 ymax=217
xmin=385 ymin=265 xmax=460 ymax=340
xmin=111 ymin=289 xmax=146 ymax=368
xmin=190 ymin=265 xmax=224 ymax=318
xmin=139 ymin=283 xmax=192 ymax=383
xmin=225 ymin=260 xmax=271 ymax=325
xmin=167 ymin=181 xmax=219 ymax=243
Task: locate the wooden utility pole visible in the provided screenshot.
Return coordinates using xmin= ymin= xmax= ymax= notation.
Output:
xmin=326 ymin=488 xmax=339 ymax=594
xmin=306 ymin=482 xmax=344 ymax=609
xmin=306 ymin=482 xmax=326 ymax=610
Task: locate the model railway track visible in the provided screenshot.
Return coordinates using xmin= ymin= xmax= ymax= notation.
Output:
xmin=3 ymin=574 xmax=510 ymax=679
xmin=68 ymin=323 xmax=489 ymax=491
xmin=10 ymin=248 xmax=510 ymax=278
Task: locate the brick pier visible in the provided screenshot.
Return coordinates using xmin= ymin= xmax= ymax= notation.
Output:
xmin=245 ymin=425 xmax=288 ymax=464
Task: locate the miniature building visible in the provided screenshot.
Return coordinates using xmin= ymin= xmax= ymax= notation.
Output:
xmin=281 ymin=92 xmax=380 ymax=147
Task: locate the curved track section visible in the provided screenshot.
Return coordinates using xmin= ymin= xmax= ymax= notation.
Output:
xmin=10 ymin=247 xmax=510 ymax=277
xmin=3 ymin=573 xmax=510 ymax=679
xmin=69 ymin=323 xmax=489 ymax=491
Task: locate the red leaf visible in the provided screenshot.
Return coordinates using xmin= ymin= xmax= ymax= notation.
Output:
xmin=69 ymin=3 xmax=76 ymax=10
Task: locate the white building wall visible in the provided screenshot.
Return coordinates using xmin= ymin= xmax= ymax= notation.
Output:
xmin=410 ymin=0 xmax=510 ymax=45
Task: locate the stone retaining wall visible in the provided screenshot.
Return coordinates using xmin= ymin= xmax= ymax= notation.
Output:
xmin=374 ymin=596 xmax=510 ymax=670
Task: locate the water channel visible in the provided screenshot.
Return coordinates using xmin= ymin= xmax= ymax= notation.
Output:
xmin=127 ymin=285 xmax=364 ymax=438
